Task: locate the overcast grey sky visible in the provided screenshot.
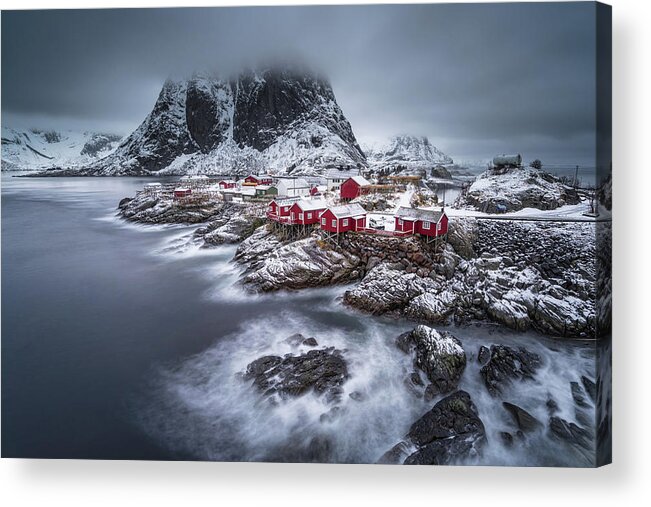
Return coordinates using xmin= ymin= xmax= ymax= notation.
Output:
xmin=1 ymin=3 xmax=598 ymax=164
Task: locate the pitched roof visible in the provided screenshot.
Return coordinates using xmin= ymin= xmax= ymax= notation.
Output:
xmin=278 ymin=178 xmax=311 ymax=189
xmin=347 ymin=175 xmax=371 ymax=187
xmin=327 ymin=203 xmax=367 ymax=218
xmin=325 ymin=168 xmax=357 ymax=180
xmin=271 ymin=196 xmax=302 ymax=205
xmin=293 ymin=199 xmax=328 ymax=211
xmin=395 ymin=206 xmax=445 ymax=222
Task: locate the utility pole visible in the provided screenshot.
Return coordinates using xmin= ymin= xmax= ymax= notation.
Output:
xmin=574 ymin=165 xmax=579 ymax=189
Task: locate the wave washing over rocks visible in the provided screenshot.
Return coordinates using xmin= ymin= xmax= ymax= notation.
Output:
xmin=135 ymin=312 xmax=598 ymax=465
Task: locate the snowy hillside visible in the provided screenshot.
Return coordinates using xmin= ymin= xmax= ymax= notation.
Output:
xmin=43 ymin=68 xmax=366 ymax=177
xmin=1 ymin=126 xmax=122 ymax=171
xmin=364 ymin=135 xmax=453 ymax=175
xmin=460 ymin=167 xmax=582 ymax=212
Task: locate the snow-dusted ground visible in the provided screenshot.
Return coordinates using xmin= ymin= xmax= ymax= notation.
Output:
xmin=445 ymin=201 xmax=601 ymax=221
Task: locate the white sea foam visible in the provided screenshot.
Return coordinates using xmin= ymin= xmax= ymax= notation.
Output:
xmin=136 ymin=296 xmax=596 ymax=465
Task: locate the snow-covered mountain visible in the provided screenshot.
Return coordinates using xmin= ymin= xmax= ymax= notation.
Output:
xmin=364 ymin=135 xmax=453 ymax=175
xmin=46 ymin=68 xmax=366 ymax=177
xmin=1 ymin=126 xmax=122 ymax=171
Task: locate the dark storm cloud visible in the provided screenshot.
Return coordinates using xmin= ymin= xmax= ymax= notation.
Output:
xmin=1 ymin=3 xmax=598 ymax=164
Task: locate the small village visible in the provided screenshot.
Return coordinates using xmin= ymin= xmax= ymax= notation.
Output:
xmin=141 ymin=168 xmax=450 ymax=247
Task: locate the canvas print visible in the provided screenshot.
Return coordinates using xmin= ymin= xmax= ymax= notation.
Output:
xmin=1 ymin=2 xmax=611 ymax=466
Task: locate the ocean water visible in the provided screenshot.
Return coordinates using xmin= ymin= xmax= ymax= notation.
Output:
xmin=1 ymin=173 xmax=596 ymax=465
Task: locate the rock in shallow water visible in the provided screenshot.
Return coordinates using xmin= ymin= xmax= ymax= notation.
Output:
xmin=548 ymin=416 xmax=593 ymax=453
xmin=378 ymin=390 xmax=486 ymax=465
xmin=243 ymin=347 xmax=349 ymax=403
xmin=480 ymin=345 xmax=541 ymax=396
xmin=502 ymin=401 xmax=542 ymax=433
xmin=396 ymin=325 xmax=466 ymax=396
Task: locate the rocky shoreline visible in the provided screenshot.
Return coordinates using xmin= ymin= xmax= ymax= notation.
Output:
xmin=231 ymin=218 xmax=597 ymax=338
xmin=238 ymin=326 xmax=596 ymax=465
xmin=115 ymin=186 xmax=603 ymax=465
xmin=117 ymin=186 xmax=599 ymax=339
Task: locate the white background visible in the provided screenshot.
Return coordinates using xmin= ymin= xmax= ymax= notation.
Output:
xmin=1 ymin=0 xmax=649 ymax=505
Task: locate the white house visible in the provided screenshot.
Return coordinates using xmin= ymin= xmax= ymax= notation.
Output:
xmin=276 ymin=178 xmax=311 ymax=197
xmin=325 ymin=168 xmax=358 ymax=192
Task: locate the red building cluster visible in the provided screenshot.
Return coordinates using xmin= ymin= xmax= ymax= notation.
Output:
xmin=244 ymin=174 xmax=273 ymax=186
xmin=266 ymin=197 xmax=448 ymax=244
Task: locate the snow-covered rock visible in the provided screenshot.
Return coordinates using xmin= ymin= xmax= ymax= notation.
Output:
xmin=40 ymin=68 xmax=366 ymax=177
xmin=194 ymin=205 xmax=266 ymax=246
xmin=237 ymin=235 xmax=362 ymax=292
xmin=344 ymin=219 xmax=597 ymax=338
xmin=396 ymin=325 xmax=467 ymax=396
xmin=461 ymin=167 xmax=581 ymax=213
xmin=1 ymin=126 xmax=122 ymax=171
xmin=117 ymin=191 xmax=221 ymax=224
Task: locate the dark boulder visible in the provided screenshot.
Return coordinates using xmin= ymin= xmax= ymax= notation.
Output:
xmin=548 ymin=416 xmax=593 ymax=452
xmin=500 ymin=431 xmax=514 ymax=447
xmin=477 ymin=345 xmax=491 ymax=365
xmin=379 ymin=391 xmax=485 ymax=465
xmin=480 ymin=345 xmax=541 ymax=396
xmin=502 ymin=402 xmax=542 ymax=433
xmin=402 ymin=391 xmax=486 ymax=465
xmin=118 ymin=197 xmax=133 ymax=208
xmin=243 ymin=347 xmax=349 ymax=403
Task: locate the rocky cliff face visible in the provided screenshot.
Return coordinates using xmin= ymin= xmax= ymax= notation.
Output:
xmin=57 ymin=68 xmax=365 ymax=176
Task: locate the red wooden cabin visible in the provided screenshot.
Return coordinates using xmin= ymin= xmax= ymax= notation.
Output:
xmin=244 ymin=174 xmax=273 ymax=186
xmin=174 ymin=187 xmax=192 ymax=198
xmin=289 ymin=199 xmax=327 ymax=225
xmin=267 ymin=197 xmax=302 ymax=222
xmin=340 ymin=176 xmax=372 ymax=200
xmin=394 ymin=206 xmax=448 ymax=238
xmin=320 ymin=204 xmax=367 ymax=233
xmin=218 ymin=180 xmax=237 ymax=189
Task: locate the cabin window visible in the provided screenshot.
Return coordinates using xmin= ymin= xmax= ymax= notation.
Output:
xmin=307 ymin=212 xmax=312 ymax=219
xmin=332 ymin=219 xmax=337 ymax=228
xmin=422 ymin=221 xmax=430 ymax=230
xmin=291 ymin=212 xmax=295 ymax=220
xmin=299 ymin=213 xmax=304 ymax=220
xmin=437 ymin=221 xmax=442 ymax=232
xmin=343 ymin=219 xmax=349 ymax=226
xmin=321 ymin=217 xmax=326 ymax=225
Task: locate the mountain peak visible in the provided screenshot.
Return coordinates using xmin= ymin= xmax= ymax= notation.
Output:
xmin=67 ymin=67 xmax=365 ymax=176
xmin=365 ymin=135 xmax=453 ymax=174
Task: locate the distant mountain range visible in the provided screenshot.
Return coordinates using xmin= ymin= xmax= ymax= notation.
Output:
xmin=1 ymin=127 xmax=123 ymax=171
xmin=363 ymin=135 xmax=453 ymax=175
xmin=5 ymin=67 xmax=454 ymax=177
